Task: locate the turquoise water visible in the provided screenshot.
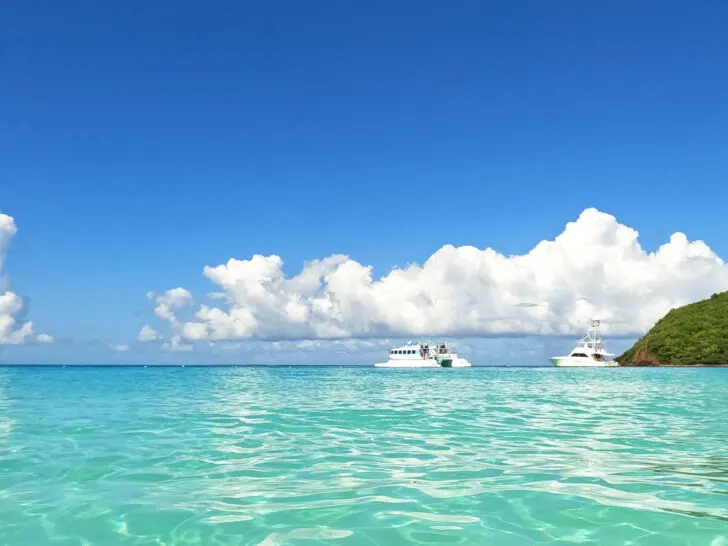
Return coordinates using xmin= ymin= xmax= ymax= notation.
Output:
xmin=1 ymin=367 xmax=727 ymax=545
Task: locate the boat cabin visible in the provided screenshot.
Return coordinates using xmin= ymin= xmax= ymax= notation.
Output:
xmin=568 ymin=351 xmax=605 ymax=361
xmin=389 ymin=345 xmax=421 ymax=359
xmin=388 ymin=342 xmax=453 ymax=360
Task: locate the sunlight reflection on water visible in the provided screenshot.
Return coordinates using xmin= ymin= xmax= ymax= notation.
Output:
xmin=0 ymin=366 xmax=726 ymax=545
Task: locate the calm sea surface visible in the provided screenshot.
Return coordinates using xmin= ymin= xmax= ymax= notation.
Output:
xmin=1 ymin=366 xmax=727 ymax=545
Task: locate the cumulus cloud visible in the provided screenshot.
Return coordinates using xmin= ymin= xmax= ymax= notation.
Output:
xmin=0 ymin=214 xmax=18 ymax=271
xmin=163 ymin=335 xmax=193 ymax=352
xmin=138 ymin=324 xmax=160 ymax=342
xmin=147 ymin=288 xmax=193 ymax=323
xmin=0 ymin=213 xmax=51 ymax=345
xmin=200 ymin=338 xmax=394 ymax=365
xmin=37 ymin=333 xmax=54 ymax=343
xmin=144 ymin=208 xmax=728 ymax=343
xmin=109 ymin=344 xmax=130 ymax=352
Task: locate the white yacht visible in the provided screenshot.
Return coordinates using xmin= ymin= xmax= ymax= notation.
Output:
xmin=374 ymin=341 xmax=472 ymax=368
xmin=550 ymin=320 xmax=618 ymax=367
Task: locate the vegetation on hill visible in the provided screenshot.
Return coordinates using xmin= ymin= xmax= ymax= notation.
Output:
xmin=618 ymin=291 xmax=728 ymax=365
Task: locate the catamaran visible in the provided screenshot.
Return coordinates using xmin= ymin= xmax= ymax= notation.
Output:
xmin=549 ymin=319 xmax=618 ymax=367
xmin=374 ymin=341 xmax=472 ymax=368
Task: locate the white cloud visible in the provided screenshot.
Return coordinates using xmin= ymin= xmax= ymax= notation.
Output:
xmin=201 ymin=338 xmax=394 ymax=365
xmin=138 ymin=324 xmax=160 ymax=342
xmin=109 ymin=344 xmax=130 ymax=352
xmin=0 ymin=214 xmax=18 ymax=272
xmin=162 ymin=335 xmax=193 ymax=352
xmin=0 ymin=213 xmax=50 ymax=345
xmin=144 ymin=208 xmax=728 ymax=342
xmin=147 ymin=288 xmax=193 ymax=323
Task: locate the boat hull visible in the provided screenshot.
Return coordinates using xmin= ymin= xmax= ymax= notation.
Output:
xmin=449 ymin=358 xmax=472 ymax=368
xmin=374 ymin=357 xmax=472 ymax=368
xmin=374 ymin=358 xmax=440 ymax=368
xmin=550 ymin=357 xmax=618 ymax=368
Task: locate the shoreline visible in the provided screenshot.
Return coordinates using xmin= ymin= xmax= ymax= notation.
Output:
xmin=1 ymin=363 xmax=728 ymax=368
xmin=617 ymin=363 xmax=728 ymax=367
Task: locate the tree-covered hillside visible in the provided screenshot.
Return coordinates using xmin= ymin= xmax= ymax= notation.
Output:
xmin=618 ymin=291 xmax=728 ymax=365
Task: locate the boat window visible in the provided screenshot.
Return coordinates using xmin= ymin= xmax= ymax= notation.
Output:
xmin=570 ymin=353 xmax=588 ymax=357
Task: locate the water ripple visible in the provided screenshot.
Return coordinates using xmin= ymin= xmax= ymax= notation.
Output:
xmin=0 ymin=366 xmax=727 ymax=545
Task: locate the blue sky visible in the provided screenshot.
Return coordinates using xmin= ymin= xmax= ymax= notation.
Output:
xmin=1 ymin=1 xmax=727 ymax=364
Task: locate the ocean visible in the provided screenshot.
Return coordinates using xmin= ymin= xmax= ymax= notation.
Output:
xmin=0 ymin=366 xmax=726 ymax=545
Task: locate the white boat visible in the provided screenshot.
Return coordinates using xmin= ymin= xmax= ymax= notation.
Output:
xmin=374 ymin=341 xmax=472 ymax=368
xmin=550 ymin=320 xmax=618 ymax=367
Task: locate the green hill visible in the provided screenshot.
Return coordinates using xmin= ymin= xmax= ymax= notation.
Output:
xmin=618 ymin=291 xmax=728 ymax=366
